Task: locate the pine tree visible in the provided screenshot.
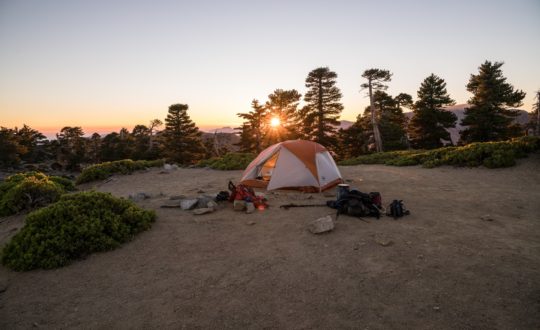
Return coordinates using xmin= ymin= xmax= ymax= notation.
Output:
xmin=162 ymin=104 xmax=205 ymax=164
xmin=236 ymin=99 xmax=268 ymax=153
xmin=15 ymin=124 xmax=47 ymax=162
xmin=0 ymin=127 xmax=26 ymax=166
xmin=358 ymin=91 xmax=409 ymax=151
xmin=302 ymin=67 xmax=343 ymax=147
xmin=460 ymin=61 xmax=526 ymax=143
xmin=361 ymin=69 xmax=392 ymax=152
xmin=265 ymin=89 xmax=302 ymax=143
xmin=56 ymin=126 xmax=86 ymax=170
xmin=408 ymin=74 xmax=457 ymax=149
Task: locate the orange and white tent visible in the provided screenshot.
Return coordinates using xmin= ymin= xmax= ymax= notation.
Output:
xmin=240 ymin=140 xmax=343 ymax=192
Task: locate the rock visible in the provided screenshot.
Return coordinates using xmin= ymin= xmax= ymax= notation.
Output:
xmin=233 ymin=200 xmax=246 ymax=211
xmin=169 ymin=195 xmax=186 ymax=200
xmin=246 ymin=220 xmax=256 ymax=225
xmin=480 ymin=214 xmax=494 ymax=221
xmin=376 ymin=238 xmax=394 ymax=247
xmin=433 ymin=306 xmax=440 ymax=311
xmin=180 ymin=199 xmax=199 ymax=210
xmin=207 ymin=200 xmax=218 ymax=211
xmin=197 ymin=189 xmax=205 ymax=193
xmin=196 ymin=196 xmax=214 ymax=208
xmin=160 ymin=200 xmax=182 ymax=208
xmin=171 ymin=164 xmax=179 ymax=170
xmin=308 ymin=215 xmax=335 ymax=234
xmin=129 ymin=192 xmax=150 ymax=202
xmin=193 ymin=208 xmax=214 ymax=215
xmin=164 ymin=164 xmax=173 ymax=170
xmin=245 ymin=202 xmax=255 ymax=214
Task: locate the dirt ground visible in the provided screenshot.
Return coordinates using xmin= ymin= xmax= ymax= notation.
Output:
xmin=1 ymin=156 xmax=539 ymax=329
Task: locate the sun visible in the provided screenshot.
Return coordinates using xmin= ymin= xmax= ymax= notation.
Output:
xmin=270 ymin=117 xmax=281 ymax=127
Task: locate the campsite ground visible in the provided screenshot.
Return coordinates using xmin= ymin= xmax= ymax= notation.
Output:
xmin=1 ymin=156 xmax=540 ymax=329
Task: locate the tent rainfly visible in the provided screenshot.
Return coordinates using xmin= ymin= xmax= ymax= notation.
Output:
xmin=240 ymin=140 xmax=343 ymax=192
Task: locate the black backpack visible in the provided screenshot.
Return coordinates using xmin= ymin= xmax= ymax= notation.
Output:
xmin=387 ymin=200 xmax=410 ymax=219
xmin=327 ymin=190 xmax=382 ymax=219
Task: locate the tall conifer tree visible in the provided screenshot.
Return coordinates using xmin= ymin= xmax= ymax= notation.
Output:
xmin=408 ymin=74 xmax=457 ymax=149
xmin=361 ymin=69 xmax=392 ymax=152
xmin=460 ymin=61 xmax=526 ymax=143
xmin=301 ymin=67 xmax=343 ymax=147
xmin=162 ymin=104 xmax=204 ymax=164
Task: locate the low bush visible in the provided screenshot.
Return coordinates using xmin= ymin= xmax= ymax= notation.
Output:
xmin=1 ymin=191 xmax=156 ymax=271
xmin=76 ymin=159 xmax=165 ymax=184
xmin=0 ymin=172 xmax=75 ymax=217
xmin=196 ymin=153 xmax=256 ymax=170
xmin=339 ymin=136 xmax=540 ymax=169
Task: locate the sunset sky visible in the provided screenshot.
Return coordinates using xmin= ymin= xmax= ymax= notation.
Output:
xmin=1 ymin=0 xmax=539 ymax=137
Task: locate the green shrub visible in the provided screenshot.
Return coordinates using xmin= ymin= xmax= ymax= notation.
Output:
xmin=339 ymin=136 xmax=540 ymax=169
xmin=0 ymin=172 xmax=75 ymax=217
xmin=1 ymin=191 xmax=155 ymax=271
xmin=76 ymin=159 xmax=165 ymax=184
xmin=196 ymin=153 xmax=255 ymax=170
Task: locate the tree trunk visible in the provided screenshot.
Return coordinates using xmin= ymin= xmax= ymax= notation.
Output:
xmin=318 ymin=78 xmax=324 ymax=143
xmin=537 ymin=92 xmax=540 ymax=136
xmin=369 ymin=80 xmax=383 ymax=152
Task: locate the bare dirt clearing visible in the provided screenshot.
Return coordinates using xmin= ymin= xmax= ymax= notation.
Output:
xmin=1 ymin=156 xmax=540 ymax=329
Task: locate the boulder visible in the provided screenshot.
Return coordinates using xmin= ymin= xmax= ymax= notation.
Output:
xmin=180 ymin=199 xmax=199 ymax=210
xmin=196 ymin=196 xmax=214 ymax=209
xmin=308 ymin=215 xmax=335 ymax=234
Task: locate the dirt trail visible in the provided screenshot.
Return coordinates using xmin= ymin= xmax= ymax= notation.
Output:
xmin=1 ymin=156 xmax=539 ymax=329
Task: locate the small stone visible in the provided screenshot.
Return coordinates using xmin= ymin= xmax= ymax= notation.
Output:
xmin=180 ymin=199 xmax=199 ymax=210
xmin=376 ymin=238 xmax=394 ymax=247
xmin=433 ymin=306 xmax=440 ymax=311
xmin=164 ymin=164 xmax=173 ymax=170
xmin=161 ymin=200 xmax=182 ymax=208
xmin=171 ymin=164 xmax=179 ymax=170
xmin=480 ymin=214 xmax=494 ymax=221
xmin=246 ymin=220 xmax=256 ymax=225
xmin=245 ymin=202 xmax=255 ymax=214
xmin=308 ymin=215 xmax=335 ymax=234
xmin=193 ymin=208 xmax=214 ymax=215
xmin=129 ymin=192 xmax=150 ymax=202
xmin=233 ymin=200 xmax=246 ymax=211
xmin=197 ymin=189 xmax=205 ymax=193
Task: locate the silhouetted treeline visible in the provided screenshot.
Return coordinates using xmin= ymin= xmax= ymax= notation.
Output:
xmin=1 ymin=61 xmax=537 ymax=169
xmin=0 ymin=104 xmax=232 ymax=170
xmin=237 ymin=61 xmax=535 ymax=160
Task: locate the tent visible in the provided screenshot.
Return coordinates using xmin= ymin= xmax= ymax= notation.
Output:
xmin=240 ymin=140 xmax=343 ymax=191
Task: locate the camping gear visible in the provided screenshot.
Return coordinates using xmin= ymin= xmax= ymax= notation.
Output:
xmin=239 ymin=140 xmax=343 ymax=192
xmin=327 ymin=189 xmax=382 ymax=219
xmin=336 ymin=184 xmax=350 ymax=200
xmin=387 ymin=200 xmax=410 ymax=219
xmin=228 ymin=181 xmax=268 ymax=209
xmin=215 ymin=191 xmax=230 ymax=202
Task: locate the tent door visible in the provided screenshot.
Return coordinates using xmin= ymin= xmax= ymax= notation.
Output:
xmin=257 ymin=151 xmax=279 ymax=181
